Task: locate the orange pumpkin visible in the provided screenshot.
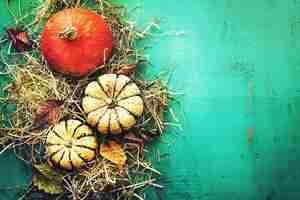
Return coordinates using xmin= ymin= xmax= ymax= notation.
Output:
xmin=40 ymin=8 xmax=113 ymax=77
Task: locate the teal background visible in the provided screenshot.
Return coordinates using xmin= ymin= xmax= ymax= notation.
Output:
xmin=1 ymin=0 xmax=300 ymax=199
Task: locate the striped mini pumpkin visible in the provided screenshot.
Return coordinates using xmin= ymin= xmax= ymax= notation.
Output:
xmin=46 ymin=119 xmax=97 ymax=170
xmin=82 ymin=74 xmax=144 ymax=134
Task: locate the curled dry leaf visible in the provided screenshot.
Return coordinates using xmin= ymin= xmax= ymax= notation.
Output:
xmin=33 ymin=99 xmax=64 ymax=129
xmin=116 ymin=64 xmax=136 ymax=75
xmin=6 ymin=28 xmax=33 ymax=52
xmin=100 ymin=140 xmax=127 ymax=169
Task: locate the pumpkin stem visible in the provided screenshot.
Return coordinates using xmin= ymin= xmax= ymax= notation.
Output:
xmin=108 ymin=100 xmax=117 ymax=109
xmin=58 ymin=26 xmax=78 ymax=41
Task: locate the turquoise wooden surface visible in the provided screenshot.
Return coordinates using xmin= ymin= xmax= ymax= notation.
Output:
xmin=1 ymin=0 xmax=300 ymax=199
xmin=0 ymin=1 xmax=32 ymax=200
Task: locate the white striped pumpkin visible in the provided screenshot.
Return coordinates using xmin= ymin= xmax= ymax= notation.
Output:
xmin=82 ymin=74 xmax=144 ymax=134
xmin=46 ymin=119 xmax=97 ymax=170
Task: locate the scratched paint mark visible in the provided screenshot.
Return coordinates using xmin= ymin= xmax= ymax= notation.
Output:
xmin=221 ymin=20 xmax=234 ymax=42
xmin=288 ymin=102 xmax=294 ymax=115
xmin=247 ymin=128 xmax=254 ymax=145
xmin=221 ymin=21 xmax=256 ymax=47
xmin=265 ymin=72 xmax=279 ymax=100
xmin=230 ymin=59 xmax=255 ymax=80
xmin=230 ymin=60 xmax=256 ymax=116
xmin=221 ymin=21 xmax=229 ymax=40
xmin=255 ymin=152 xmax=260 ymax=159
xmin=247 ymin=80 xmax=254 ymax=114
xmin=289 ymin=17 xmax=300 ymax=36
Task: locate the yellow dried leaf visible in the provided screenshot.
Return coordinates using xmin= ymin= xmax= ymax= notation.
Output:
xmin=32 ymin=174 xmax=64 ymax=194
xmin=100 ymin=140 xmax=127 ymax=168
xmin=34 ymin=164 xmax=64 ymax=182
xmin=32 ymin=164 xmax=65 ymax=194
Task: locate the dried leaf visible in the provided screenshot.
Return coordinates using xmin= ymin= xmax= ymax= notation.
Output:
xmin=33 ymin=99 xmax=63 ymax=129
xmin=5 ymin=82 xmax=19 ymax=101
xmin=16 ymin=31 xmax=30 ymax=44
xmin=6 ymin=28 xmax=33 ymax=52
xmin=32 ymin=174 xmax=64 ymax=194
xmin=100 ymin=140 xmax=127 ymax=169
xmin=34 ymin=164 xmax=64 ymax=182
xmin=33 ymin=164 xmax=64 ymax=194
xmin=116 ymin=64 xmax=136 ymax=75
xmin=47 ymin=107 xmax=61 ymax=127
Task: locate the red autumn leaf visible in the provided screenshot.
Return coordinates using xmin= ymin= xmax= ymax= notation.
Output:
xmin=6 ymin=28 xmax=33 ymax=52
xmin=33 ymin=99 xmax=64 ymax=129
xmin=16 ymin=31 xmax=30 ymax=44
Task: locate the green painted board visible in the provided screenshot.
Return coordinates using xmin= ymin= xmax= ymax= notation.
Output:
xmin=1 ymin=0 xmax=300 ymax=199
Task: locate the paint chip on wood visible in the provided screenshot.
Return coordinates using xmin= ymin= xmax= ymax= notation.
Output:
xmin=247 ymin=128 xmax=254 ymax=144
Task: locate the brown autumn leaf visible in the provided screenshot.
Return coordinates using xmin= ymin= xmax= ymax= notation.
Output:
xmin=47 ymin=107 xmax=61 ymax=127
xmin=116 ymin=64 xmax=136 ymax=75
xmin=6 ymin=28 xmax=33 ymax=52
xmin=33 ymin=99 xmax=64 ymax=130
xmin=100 ymin=140 xmax=127 ymax=169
